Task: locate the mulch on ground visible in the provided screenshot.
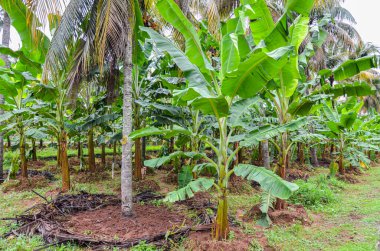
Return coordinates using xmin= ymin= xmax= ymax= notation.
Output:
xmin=62 ymin=204 xmax=188 ymax=242
xmin=1 ymin=191 xmax=211 ymax=249
xmin=185 ymin=226 xmax=274 ymax=251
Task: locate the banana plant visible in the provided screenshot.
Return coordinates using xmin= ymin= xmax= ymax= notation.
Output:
xmin=0 ymin=67 xmax=45 ymax=178
xmin=130 ymin=0 xmax=315 ymax=240
xmin=320 ymin=98 xmax=380 ymax=175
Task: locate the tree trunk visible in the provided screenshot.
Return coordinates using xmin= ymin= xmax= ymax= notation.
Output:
xmin=298 ymin=143 xmax=305 ymax=165
xmin=310 ymin=147 xmax=319 ymax=166
xmin=78 ymin=141 xmax=81 ymax=158
xmin=142 ymin=136 xmax=146 ymax=161
xmin=57 ymin=138 xmax=61 ymax=168
xmin=60 ymin=130 xmax=70 ymax=192
xmin=32 ymin=139 xmax=37 ymax=161
xmin=275 ymin=133 xmax=288 ymax=210
xmin=7 ymin=136 xmax=11 ymax=148
xmin=101 ymin=143 xmax=106 ymax=170
xmin=121 ymin=41 xmax=133 ymax=217
xmin=112 ymin=142 xmax=117 ymax=179
xmin=0 ymin=11 xmax=10 ymax=184
xmin=0 ymin=94 xmax=3 ymax=183
xmin=262 ymin=140 xmax=270 ymax=169
xmin=338 ymin=153 xmax=345 ymax=175
xmin=258 ymin=141 xmax=263 ymax=164
xmin=87 ymin=129 xmax=96 ymax=172
xmin=134 ymin=138 xmax=143 ymax=180
xmin=213 ymin=188 xmax=229 ymax=240
xmin=39 ymin=139 xmax=43 ymax=149
xmin=233 ymin=142 xmax=240 ymax=167
xmin=20 ymin=129 xmax=28 ymax=178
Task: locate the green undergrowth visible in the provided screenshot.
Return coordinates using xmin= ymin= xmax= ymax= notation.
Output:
xmin=289 ymin=174 xmax=346 ymax=210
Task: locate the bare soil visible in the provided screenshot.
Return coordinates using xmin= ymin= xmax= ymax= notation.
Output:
xmin=74 ymin=171 xmax=110 ymax=183
xmin=28 ymin=160 xmax=46 ymax=169
xmin=62 ymin=204 xmax=189 ymax=242
xmin=229 ymin=175 xmax=252 ymax=194
xmin=1 ymin=176 xmax=51 ymax=193
xmin=244 ymin=204 xmax=311 ymax=226
xmin=337 ymin=174 xmax=360 ymax=184
xmin=185 ymin=227 xmax=273 ymax=251
xmin=287 ymin=168 xmax=310 ymax=181
xmin=133 ymin=179 xmax=161 ymax=193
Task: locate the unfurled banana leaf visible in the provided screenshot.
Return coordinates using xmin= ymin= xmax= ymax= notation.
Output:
xmin=79 ymin=114 xmax=120 ymax=131
xmin=140 ymin=27 xmax=210 ymax=89
xmin=229 ymin=96 xmax=260 ymax=127
xmin=190 ymin=96 xmax=229 ymax=118
xmin=144 ymin=151 xmax=205 ymax=168
xmin=156 ymin=0 xmax=213 ymax=77
xmin=129 ymin=125 xmax=191 ymax=140
xmin=178 ymin=165 xmax=193 ymax=188
xmin=164 ymin=178 xmax=214 ymax=202
xmin=0 ymin=0 xmax=50 ymax=63
xmin=285 ymin=0 xmax=314 ymax=15
xmin=319 ymin=55 xmax=380 ymax=81
xmin=220 ymin=33 xmax=240 ymax=76
xmin=241 ymin=117 xmax=308 ymax=146
xmin=243 ymin=0 xmax=274 ymax=44
xmin=318 ymin=82 xmax=375 ymax=98
xmin=222 ymin=46 xmax=294 ymax=98
xmin=234 ymin=164 xmax=299 ymax=199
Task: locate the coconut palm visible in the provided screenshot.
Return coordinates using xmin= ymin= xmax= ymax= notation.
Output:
xmin=0 ymin=9 xmax=10 ymax=183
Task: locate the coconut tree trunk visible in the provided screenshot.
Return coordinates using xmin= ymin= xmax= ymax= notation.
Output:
xmin=0 ymin=94 xmax=4 ymax=183
xmin=0 ymin=11 xmax=11 ymax=183
xmin=39 ymin=139 xmax=43 ymax=149
xmin=121 ymin=39 xmax=134 ymax=217
xmin=262 ymin=140 xmax=270 ymax=169
xmin=87 ymin=129 xmax=96 ymax=172
xmin=101 ymin=143 xmax=106 ymax=170
xmin=60 ymin=130 xmax=70 ymax=192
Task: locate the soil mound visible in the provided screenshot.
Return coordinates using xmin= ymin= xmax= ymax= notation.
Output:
xmin=287 ymin=169 xmax=310 ymax=181
xmin=337 ymin=174 xmax=360 ymax=184
xmin=244 ymin=204 xmax=311 ymax=226
xmin=133 ymin=179 xmax=160 ymax=193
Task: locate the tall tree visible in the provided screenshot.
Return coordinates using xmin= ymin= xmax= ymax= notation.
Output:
xmin=0 ymin=10 xmax=10 ymax=183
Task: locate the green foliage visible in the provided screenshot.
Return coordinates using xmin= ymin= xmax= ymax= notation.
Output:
xmin=164 ymin=178 xmax=214 ymax=202
xmin=130 ymin=241 xmax=158 ymax=251
xmin=289 ymin=175 xmax=345 ymax=209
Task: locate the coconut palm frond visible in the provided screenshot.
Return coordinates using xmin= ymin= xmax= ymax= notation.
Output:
xmin=43 ymin=0 xmax=96 ymax=80
xmin=330 ymin=6 xmax=356 ymax=24
xmin=23 ymin=0 xmax=67 ymax=38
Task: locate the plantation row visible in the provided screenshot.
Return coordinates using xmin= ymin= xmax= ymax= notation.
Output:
xmin=0 ymin=0 xmax=379 ymax=248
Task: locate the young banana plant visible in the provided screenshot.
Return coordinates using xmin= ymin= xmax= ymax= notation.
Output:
xmin=130 ymin=0 xmax=316 ymax=240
